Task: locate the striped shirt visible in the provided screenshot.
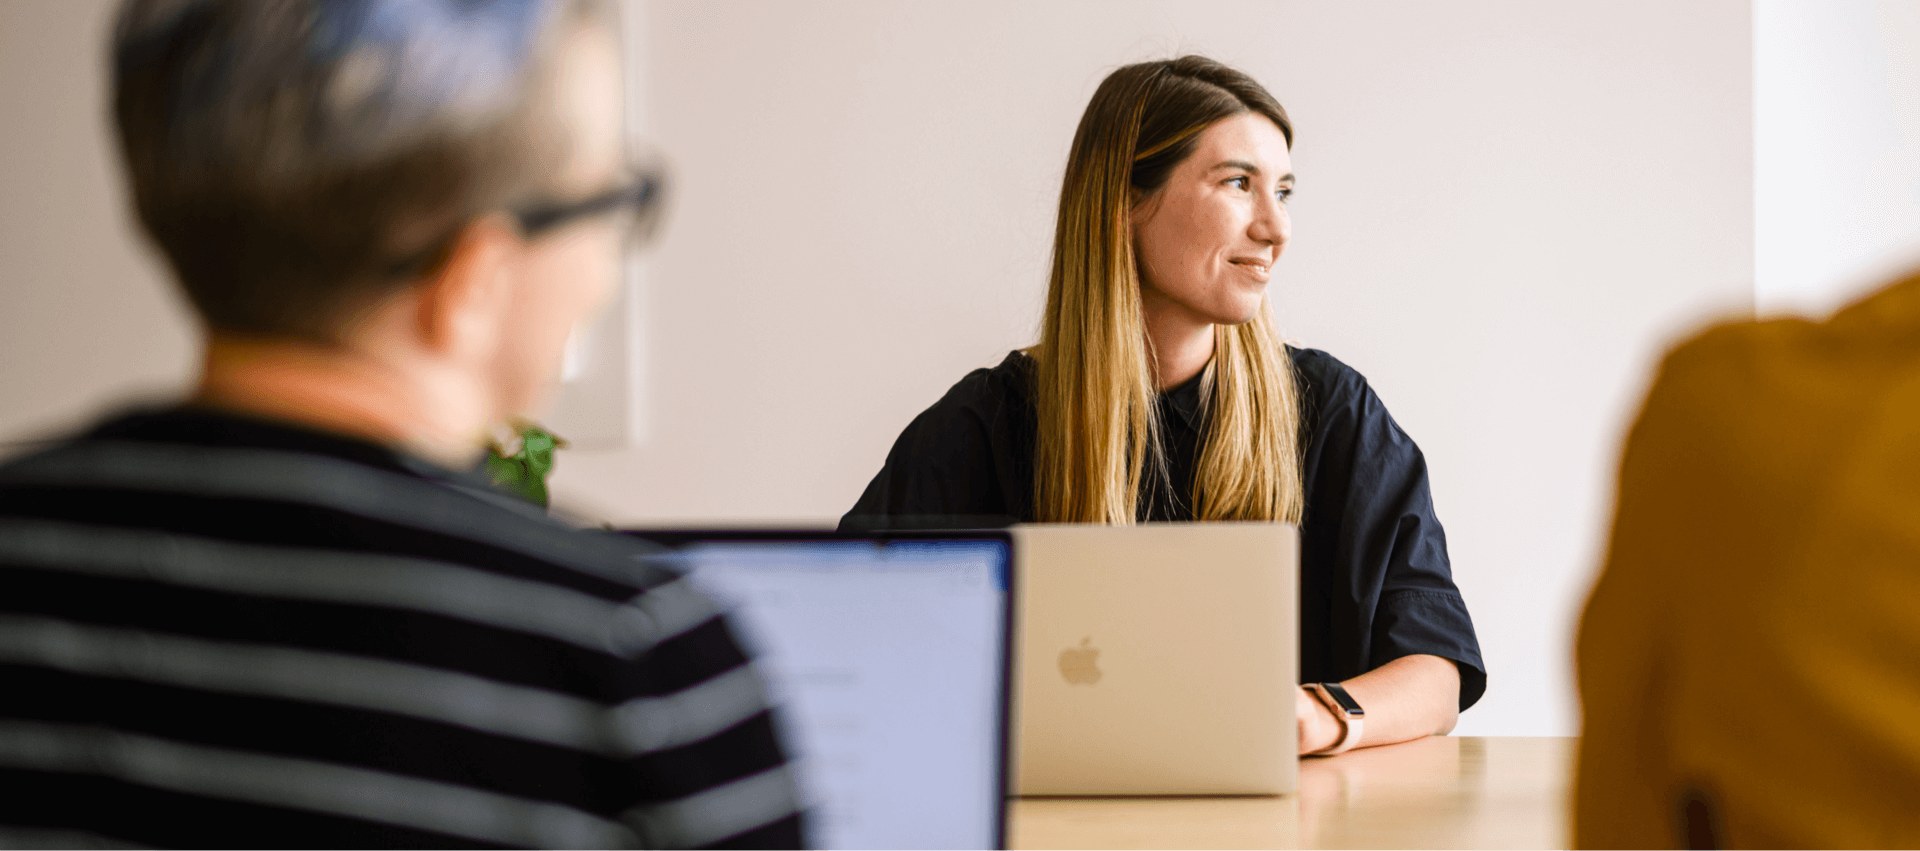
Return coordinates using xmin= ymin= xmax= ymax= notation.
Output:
xmin=0 ymin=408 xmax=805 ymax=849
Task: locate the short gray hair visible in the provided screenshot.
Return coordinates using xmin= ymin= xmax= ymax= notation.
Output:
xmin=113 ymin=0 xmax=609 ymax=340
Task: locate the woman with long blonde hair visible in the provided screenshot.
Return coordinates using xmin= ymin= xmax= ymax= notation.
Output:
xmin=844 ymin=56 xmax=1482 ymax=754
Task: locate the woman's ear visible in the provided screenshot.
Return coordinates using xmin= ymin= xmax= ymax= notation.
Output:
xmin=416 ymin=216 xmax=518 ymax=362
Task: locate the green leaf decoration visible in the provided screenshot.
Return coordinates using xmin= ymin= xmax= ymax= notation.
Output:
xmin=484 ymin=421 xmax=567 ymax=507
xmin=522 ymin=429 xmax=558 ymax=478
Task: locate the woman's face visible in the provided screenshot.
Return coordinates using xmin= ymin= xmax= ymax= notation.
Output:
xmin=1131 ymin=112 xmax=1293 ymax=328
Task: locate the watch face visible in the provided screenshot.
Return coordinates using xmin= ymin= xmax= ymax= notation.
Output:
xmin=1320 ymin=682 xmax=1364 ymax=717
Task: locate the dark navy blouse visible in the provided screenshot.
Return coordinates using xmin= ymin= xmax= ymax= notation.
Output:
xmin=842 ymin=347 xmax=1486 ymax=711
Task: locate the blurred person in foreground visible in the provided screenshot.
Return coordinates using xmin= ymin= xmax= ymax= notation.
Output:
xmin=0 ymin=0 xmax=803 ymax=847
xmin=1575 ymin=274 xmax=1920 ymax=847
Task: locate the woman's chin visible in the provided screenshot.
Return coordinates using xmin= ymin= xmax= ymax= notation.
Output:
xmin=1207 ymin=299 xmax=1267 ymax=327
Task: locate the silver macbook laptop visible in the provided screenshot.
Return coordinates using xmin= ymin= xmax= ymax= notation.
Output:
xmin=627 ymin=530 xmax=1014 ymax=849
xmin=1012 ymin=522 xmax=1298 ymax=796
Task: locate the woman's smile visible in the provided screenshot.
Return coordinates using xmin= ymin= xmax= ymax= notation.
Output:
xmin=1229 ymin=256 xmax=1273 ymax=282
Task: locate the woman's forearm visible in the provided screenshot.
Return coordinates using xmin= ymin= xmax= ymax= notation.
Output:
xmin=1300 ymin=654 xmax=1461 ymax=753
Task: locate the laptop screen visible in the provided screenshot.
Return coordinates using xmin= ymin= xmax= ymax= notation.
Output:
xmin=638 ymin=534 xmax=1012 ymax=850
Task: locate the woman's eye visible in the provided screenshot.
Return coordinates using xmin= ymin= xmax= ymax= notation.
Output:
xmin=1276 ymin=186 xmax=1293 ymax=203
xmin=1226 ymin=176 xmax=1250 ymax=191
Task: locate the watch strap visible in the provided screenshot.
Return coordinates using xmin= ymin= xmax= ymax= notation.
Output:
xmin=1308 ymin=682 xmax=1365 ymax=755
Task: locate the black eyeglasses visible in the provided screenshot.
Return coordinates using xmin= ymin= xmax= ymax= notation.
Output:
xmin=514 ymin=170 xmax=665 ymax=244
xmin=383 ymin=168 xmax=667 ymax=279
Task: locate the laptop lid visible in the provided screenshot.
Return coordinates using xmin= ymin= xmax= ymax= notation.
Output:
xmin=627 ymin=529 xmax=1014 ymax=850
xmin=1012 ymin=522 xmax=1298 ymax=796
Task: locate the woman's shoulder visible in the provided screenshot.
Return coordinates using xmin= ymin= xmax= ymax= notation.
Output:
xmin=844 ymin=351 xmax=1035 ymax=527
xmin=881 ymin=351 xmax=1036 ymax=455
xmin=1286 ymin=344 xmax=1423 ymax=455
xmin=928 ymin=350 xmax=1036 ymax=417
xmin=1286 ymin=344 xmax=1372 ymax=411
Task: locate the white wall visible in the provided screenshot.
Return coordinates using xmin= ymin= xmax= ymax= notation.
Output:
xmin=0 ymin=0 xmax=197 ymax=446
xmin=0 ymin=0 xmax=1756 ymax=737
xmin=1755 ymin=0 xmax=1920 ymax=316
xmin=551 ymin=0 xmax=1754 ymax=736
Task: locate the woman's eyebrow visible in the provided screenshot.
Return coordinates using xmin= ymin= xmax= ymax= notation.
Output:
xmin=1208 ymin=159 xmax=1261 ymax=174
xmin=1207 ymin=160 xmax=1295 ymax=183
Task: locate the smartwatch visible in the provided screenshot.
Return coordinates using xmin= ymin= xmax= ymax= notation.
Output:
xmin=1307 ymin=682 xmax=1365 ymax=755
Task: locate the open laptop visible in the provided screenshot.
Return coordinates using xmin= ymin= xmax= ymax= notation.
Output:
xmin=1012 ymin=522 xmax=1298 ymax=796
xmin=624 ymin=529 xmax=1014 ymax=849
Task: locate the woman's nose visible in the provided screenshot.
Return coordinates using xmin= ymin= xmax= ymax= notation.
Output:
xmin=1250 ymin=196 xmax=1289 ymax=246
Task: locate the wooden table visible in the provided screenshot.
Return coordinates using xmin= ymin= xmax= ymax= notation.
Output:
xmin=1009 ymin=736 xmax=1574 ymax=849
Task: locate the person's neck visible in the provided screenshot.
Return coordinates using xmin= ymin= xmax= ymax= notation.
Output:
xmin=193 ymin=335 xmax=492 ymax=470
xmin=1142 ymin=296 xmax=1216 ymax=390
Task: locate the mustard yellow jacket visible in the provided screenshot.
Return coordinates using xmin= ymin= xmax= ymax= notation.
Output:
xmin=1576 ymin=274 xmax=1920 ymax=848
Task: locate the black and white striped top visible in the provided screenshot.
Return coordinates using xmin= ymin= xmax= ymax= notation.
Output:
xmin=0 ymin=408 xmax=805 ymax=849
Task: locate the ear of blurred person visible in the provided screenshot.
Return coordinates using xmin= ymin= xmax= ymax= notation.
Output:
xmin=1575 ymin=270 xmax=1920 ymax=848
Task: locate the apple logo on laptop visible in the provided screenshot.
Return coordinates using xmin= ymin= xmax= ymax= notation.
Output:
xmin=1059 ymin=636 xmax=1101 ymax=685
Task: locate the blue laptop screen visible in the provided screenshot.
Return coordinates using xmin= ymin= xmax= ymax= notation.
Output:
xmin=661 ymin=539 xmax=1010 ymax=850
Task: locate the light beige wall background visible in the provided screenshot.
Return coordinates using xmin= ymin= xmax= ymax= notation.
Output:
xmin=0 ymin=0 xmax=196 ymax=446
xmin=564 ymin=0 xmax=1754 ymax=736
xmin=0 ymin=0 xmax=1753 ymax=736
xmin=1755 ymin=0 xmax=1920 ymax=316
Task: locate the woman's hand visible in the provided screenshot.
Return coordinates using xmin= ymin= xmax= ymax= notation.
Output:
xmin=1297 ymin=685 xmax=1343 ymax=754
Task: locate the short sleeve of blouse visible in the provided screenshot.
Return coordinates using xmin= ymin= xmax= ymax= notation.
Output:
xmin=1292 ymin=347 xmax=1487 ymax=712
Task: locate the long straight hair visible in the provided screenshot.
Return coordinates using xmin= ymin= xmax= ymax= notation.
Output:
xmin=1031 ymin=56 xmax=1305 ymax=525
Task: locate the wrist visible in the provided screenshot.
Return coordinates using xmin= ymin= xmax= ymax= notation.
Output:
xmin=1306 ymin=682 xmax=1366 ymax=755
xmin=1301 ymin=687 xmax=1343 ymax=753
